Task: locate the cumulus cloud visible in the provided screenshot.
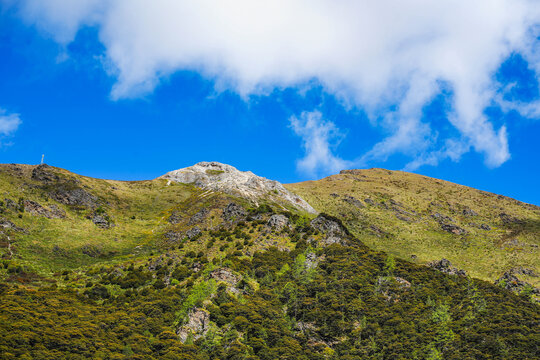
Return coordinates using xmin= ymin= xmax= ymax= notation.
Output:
xmin=290 ymin=111 xmax=350 ymax=176
xmin=8 ymin=0 xmax=540 ymax=172
xmin=0 ymin=108 xmax=22 ymax=145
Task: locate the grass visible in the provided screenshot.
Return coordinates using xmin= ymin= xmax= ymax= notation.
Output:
xmin=286 ymin=168 xmax=540 ymax=286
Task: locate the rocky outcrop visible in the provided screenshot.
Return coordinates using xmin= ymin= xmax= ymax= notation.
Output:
xmin=428 ymin=259 xmax=466 ymax=276
xmin=50 ymin=186 xmax=99 ymax=208
xmin=495 ymin=271 xmax=539 ymax=295
xmin=222 ymin=202 xmax=246 ymax=222
xmin=310 ymin=214 xmax=348 ymax=246
xmin=499 ymin=213 xmax=524 ymax=225
xmin=439 ymin=223 xmax=467 ymax=235
xmin=462 ymin=208 xmax=478 ymax=217
xmin=91 ymin=214 xmax=113 ymax=228
xmin=177 ymin=308 xmax=210 ymax=343
xmin=31 ymin=164 xmax=60 ymax=184
xmin=432 ymin=213 xmax=466 ymax=235
xmin=168 ymin=211 xmax=182 ymax=224
xmin=186 ymin=227 xmax=202 ymax=240
xmin=23 ymin=200 xmax=65 ymax=219
xmin=210 ymin=268 xmax=240 ymax=286
xmin=0 ymin=218 xmax=25 ymax=232
xmin=159 ymin=162 xmax=316 ymax=213
xmin=189 ymin=208 xmax=209 ymax=225
xmin=342 ymin=195 xmax=364 ymax=209
xmin=267 ymin=214 xmax=290 ymax=231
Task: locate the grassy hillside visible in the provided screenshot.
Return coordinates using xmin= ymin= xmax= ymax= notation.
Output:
xmin=0 ymin=164 xmax=538 ymax=359
xmin=287 ymin=168 xmax=540 ymax=287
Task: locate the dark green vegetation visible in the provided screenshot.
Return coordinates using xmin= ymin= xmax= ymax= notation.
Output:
xmin=0 ymin=164 xmax=538 ymax=359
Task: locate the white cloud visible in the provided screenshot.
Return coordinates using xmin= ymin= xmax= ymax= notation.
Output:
xmin=290 ymin=111 xmax=350 ymax=176
xmin=0 ymin=108 xmax=22 ymax=145
xmin=8 ymin=0 xmax=540 ymax=171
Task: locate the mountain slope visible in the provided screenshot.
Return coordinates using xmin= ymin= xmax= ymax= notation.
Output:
xmin=286 ymin=168 xmax=540 ymax=287
xmin=0 ymin=163 xmax=538 ymax=359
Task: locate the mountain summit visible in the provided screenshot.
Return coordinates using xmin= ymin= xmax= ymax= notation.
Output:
xmin=159 ymin=161 xmax=316 ymax=213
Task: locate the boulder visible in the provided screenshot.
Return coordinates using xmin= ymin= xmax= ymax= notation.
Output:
xmin=91 ymin=214 xmax=113 ymax=228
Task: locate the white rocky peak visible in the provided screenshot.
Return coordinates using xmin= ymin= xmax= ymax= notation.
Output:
xmin=158 ymin=161 xmax=316 ymax=213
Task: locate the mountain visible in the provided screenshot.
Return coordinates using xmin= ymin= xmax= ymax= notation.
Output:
xmin=159 ymin=161 xmax=316 ymax=214
xmin=287 ymin=168 xmax=540 ymax=288
xmin=0 ymin=163 xmax=538 ymax=359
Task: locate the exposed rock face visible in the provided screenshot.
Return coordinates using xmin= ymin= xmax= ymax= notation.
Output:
xmin=342 ymin=195 xmax=364 ymax=209
xmin=499 ymin=213 xmax=524 ymax=225
xmin=0 ymin=218 xmax=25 ymax=232
xmin=23 ymin=200 xmax=65 ymax=219
xmin=267 ymin=214 xmax=290 ymax=231
xmin=159 ymin=162 xmax=316 ymax=213
xmin=428 ymin=259 xmax=467 ymax=276
xmin=189 ymin=208 xmax=209 ymax=225
xmin=310 ymin=215 xmax=347 ymax=246
xmin=164 ymin=230 xmax=182 ymax=244
xmin=177 ymin=308 xmax=210 ymax=343
xmin=210 ymin=268 xmax=240 ymax=285
xmin=432 ymin=213 xmax=466 ymax=235
xmin=186 ymin=227 xmax=202 ymax=240
xmin=31 ymin=164 xmax=60 ymax=184
xmin=168 ymin=211 xmax=182 ymax=224
xmin=462 ymin=208 xmax=478 ymax=217
xmin=364 ymin=198 xmax=375 ymax=206
xmin=50 ymin=186 xmax=99 ymax=208
xmin=4 ymin=198 xmax=19 ymax=211
xmin=222 ymin=202 xmax=246 ymax=222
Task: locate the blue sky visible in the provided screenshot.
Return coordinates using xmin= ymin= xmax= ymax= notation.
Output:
xmin=0 ymin=1 xmax=539 ymax=205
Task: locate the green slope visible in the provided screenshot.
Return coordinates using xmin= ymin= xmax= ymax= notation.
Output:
xmin=286 ymin=168 xmax=540 ymax=287
xmin=0 ymin=164 xmax=538 ymax=359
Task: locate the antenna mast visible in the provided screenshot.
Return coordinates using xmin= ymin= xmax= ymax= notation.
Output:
xmin=41 ymin=154 xmax=44 ymax=165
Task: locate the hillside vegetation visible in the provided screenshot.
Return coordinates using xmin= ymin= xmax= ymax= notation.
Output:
xmin=287 ymin=168 xmax=540 ymax=287
xmin=0 ymin=164 xmax=538 ymax=359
